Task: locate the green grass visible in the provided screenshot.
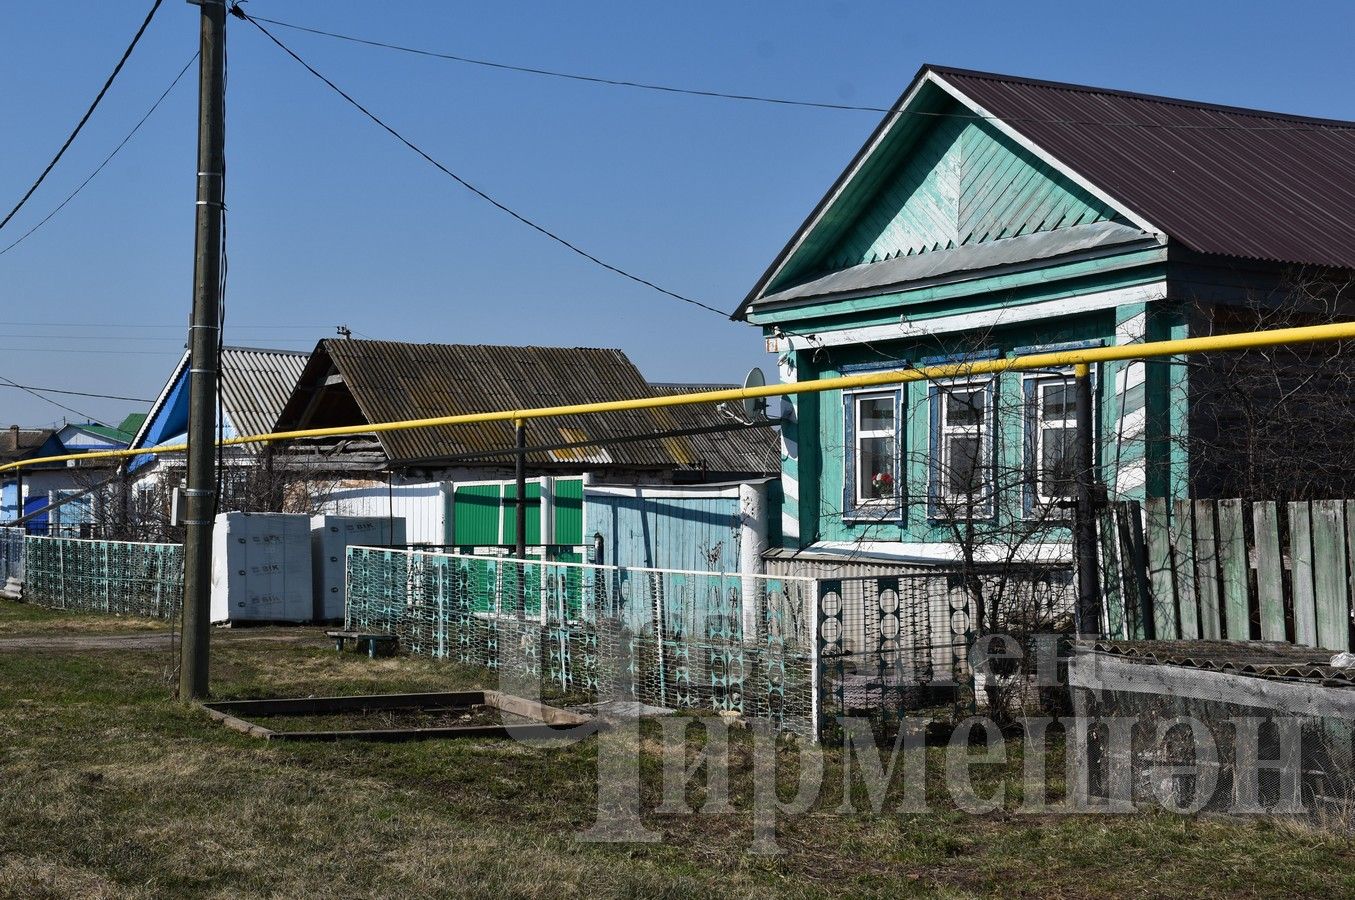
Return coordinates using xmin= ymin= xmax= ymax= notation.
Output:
xmin=0 ymin=599 xmax=1350 ymax=898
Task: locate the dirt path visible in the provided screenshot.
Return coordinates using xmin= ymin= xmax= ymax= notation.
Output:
xmin=0 ymin=629 xmax=322 ymax=652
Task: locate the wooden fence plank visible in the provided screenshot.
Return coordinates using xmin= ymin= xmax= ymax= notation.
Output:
xmin=1311 ymin=499 xmax=1348 ymax=652
xmin=1217 ymin=499 xmax=1251 ymax=641
xmin=1253 ymin=501 xmax=1286 ymax=643
xmin=1115 ymin=503 xmax=1149 ymax=640
xmin=1194 ymin=500 xmax=1222 ymax=640
xmin=1099 ymin=510 xmax=1124 ymax=640
xmin=1146 ymin=498 xmax=1178 ymax=639
xmin=1290 ymin=501 xmax=1318 ymax=647
xmin=1345 ymin=500 xmax=1355 ymax=651
xmin=1127 ymin=501 xmax=1154 ymax=639
xmin=1172 ymin=499 xmax=1199 ymax=639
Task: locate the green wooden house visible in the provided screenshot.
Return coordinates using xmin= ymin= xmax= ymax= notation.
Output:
xmin=735 ymin=65 xmax=1355 ymax=571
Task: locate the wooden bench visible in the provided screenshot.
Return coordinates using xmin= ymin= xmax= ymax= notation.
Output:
xmin=325 ymin=630 xmax=397 ymax=659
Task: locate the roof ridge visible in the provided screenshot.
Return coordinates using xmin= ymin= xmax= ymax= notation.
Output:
xmin=325 ymin=338 xmax=629 ymax=354
xmin=221 ymin=345 xmax=311 ymax=356
xmin=927 ymin=63 xmax=1355 ymax=129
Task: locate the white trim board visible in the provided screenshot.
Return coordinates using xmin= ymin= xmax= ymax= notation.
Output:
xmin=773 ymin=281 xmax=1167 ymax=352
xmin=585 ymin=479 xmax=772 ymax=501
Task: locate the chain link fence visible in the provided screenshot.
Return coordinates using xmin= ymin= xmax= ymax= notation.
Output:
xmin=345 ymin=547 xmax=818 ymax=737
xmin=0 ymin=527 xmax=23 ymax=585
xmin=22 ymin=535 xmax=184 ymax=619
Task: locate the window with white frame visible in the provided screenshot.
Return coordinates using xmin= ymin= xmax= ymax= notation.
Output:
xmin=1032 ymin=376 xmax=1079 ymax=504
xmin=935 ymin=380 xmax=992 ymax=503
xmin=851 ymin=392 xmax=898 ymax=507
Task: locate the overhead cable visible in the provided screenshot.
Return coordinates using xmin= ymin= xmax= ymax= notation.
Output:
xmin=0 ymin=51 xmax=197 ymax=258
xmin=0 ymin=372 xmax=108 ymax=425
xmin=235 ymin=8 xmax=730 ymax=318
xmin=0 ymin=382 xmax=153 ymax=403
xmin=247 ymin=12 xmax=1355 ymax=133
xmin=0 ymin=0 xmax=165 ymax=235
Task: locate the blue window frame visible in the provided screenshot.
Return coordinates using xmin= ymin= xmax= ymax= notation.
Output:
xmin=928 ymin=378 xmax=995 ymax=519
xmin=1022 ymin=366 xmax=1097 ymax=517
xmin=842 ymin=388 xmax=902 ymax=520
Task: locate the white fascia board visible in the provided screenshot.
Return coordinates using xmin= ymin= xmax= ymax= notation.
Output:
xmin=928 ymin=72 xmax=1163 ymax=238
xmin=796 ymin=539 xmax=1072 ymax=566
xmin=585 ymin=479 xmax=773 ymax=500
xmin=773 ymin=281 xmax=1167 ymax=352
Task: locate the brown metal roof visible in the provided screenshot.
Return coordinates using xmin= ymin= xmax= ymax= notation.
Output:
xmin=279 ymin=340 xmax=730 ymax=470
xmin=931 ymin=65 xmax=1355 ymax=270
xmin=0 ymin=428 xmax=56 ymax=463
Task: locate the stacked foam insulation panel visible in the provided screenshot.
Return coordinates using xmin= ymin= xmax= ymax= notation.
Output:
xmin=210 ymin=512 xmax=313 ymax=623
xmin=310 ymin=515 xmax=407 ymax=621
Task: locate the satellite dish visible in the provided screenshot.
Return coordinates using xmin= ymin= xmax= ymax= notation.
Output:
xmin=743 ymin=367 xmax=769 ymax=421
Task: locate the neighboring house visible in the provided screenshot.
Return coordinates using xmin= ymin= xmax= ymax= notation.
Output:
xmin=734 ymin=64 xmax=1355 ymax=574
xmin=45 ymin=416 xmax=145 ymax=535
xmin=0 ymin=427 xmax=64 ymax=532
xmin=272 ymin=340 xmax=780 ymax=565
xmin=126 ymin=346 xmax=310 ymax=526
xmin=1 ymin=416 xmax=150 ymax=536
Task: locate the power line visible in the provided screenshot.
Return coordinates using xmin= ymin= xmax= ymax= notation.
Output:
xmin=248 ymin=12 xmax=1355 ymax=134
xmin=236 ymin=8 xmax=730 ymax=318
xmin=247 ymin=12 xmax=888 ymax=114
xmin=0 ymin=321 xmax=324 ymax=329
xmin=0 ymin=382 xmax=153 ymax=403
xmin=0 ymin=334 xmax=310 ymax=343
xmin=0 ymin=372 xmax=106 ymax=425
xmin=0 ymin=0 xmax=165 ymax=235
xmin=0 ymin=347 xmax=183 ymax=357
xmin=0 ymin=51 xmax=197 ymax=258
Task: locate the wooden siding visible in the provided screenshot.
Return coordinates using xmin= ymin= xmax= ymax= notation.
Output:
xmin=813 ymin=106 xmax=1121 ymax=276
xmin=588 ymin=491 xmax=741 ymax=574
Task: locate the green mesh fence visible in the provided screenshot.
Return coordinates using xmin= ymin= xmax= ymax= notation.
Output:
xmin=345 ymin=547 xmax=819 ymax=737
xmin=1 ymin=527 xmax=22 ymax=583
xmin=22 ymin=535 xmax=184 ymax=619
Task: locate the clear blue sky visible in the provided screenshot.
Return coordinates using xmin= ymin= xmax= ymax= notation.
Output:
xmin=2 ymin=0 xmax=1353 ymax=429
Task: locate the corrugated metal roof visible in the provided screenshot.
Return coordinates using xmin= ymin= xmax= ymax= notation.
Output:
xmin=0 ymin=428 xmax=56 ymax=462
xmin=1091 ymin=640 xmax=1355 ymax=686
xmin=931 ymin=65 xmax=1355 ymax=270
xmin=280 ymin=340 xmax=689 ymax=468
xmin=220 ymin=347 xmax=310 ymax=439
xmin=647 ymin=384 xmax=780 ymax=476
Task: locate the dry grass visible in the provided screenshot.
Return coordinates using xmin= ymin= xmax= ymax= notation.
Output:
xmin=0 ymin=599 xmax=1352 ymax=899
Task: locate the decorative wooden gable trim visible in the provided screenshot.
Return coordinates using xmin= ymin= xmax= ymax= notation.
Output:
xmin=819 ymin=111 xmax=1121 ymax=273
xmin=735 ymin=67 xmax=1164 ymax=320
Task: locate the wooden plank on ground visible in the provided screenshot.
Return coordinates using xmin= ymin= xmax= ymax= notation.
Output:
xmin=1311 ymin=499 xmax=1348 ymax=652
xmin=1290 ymin=501 xmax=1318 ymax=647
xmin=1217 ymin=498 xmax=1251 ymax=641
xmin=1099 ymin=508 xmax=1124 ymax=639
xmin=1145 ymin=498 xmax=1177 ymax=639
xmin=1172 ymin=499 xmax=1199 ymax=639
xmin=1253 ymin=501 xmax=1286 ymax=643
xmin=1193 ymin=500 xmax=1222 ymax=640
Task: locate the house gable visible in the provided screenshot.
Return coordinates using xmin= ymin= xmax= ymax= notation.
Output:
xmin=763 ymin=91 xmax=1128 ymax=300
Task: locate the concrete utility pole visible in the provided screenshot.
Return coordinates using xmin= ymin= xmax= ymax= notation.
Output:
xmin=180 ymin=0 xmax=227 ymax=700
